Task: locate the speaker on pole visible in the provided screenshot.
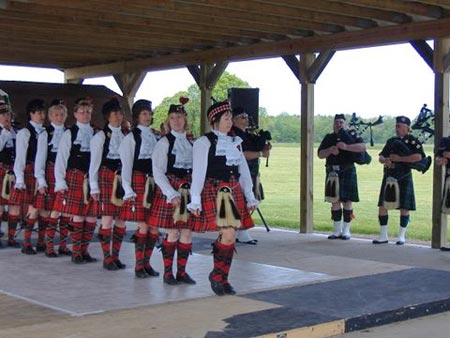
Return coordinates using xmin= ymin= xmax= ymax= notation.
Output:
xmin=227 ymin=88 xmax=259 ymax=128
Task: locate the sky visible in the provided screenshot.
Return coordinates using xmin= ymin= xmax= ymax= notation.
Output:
xmin=0 ymin=42 xmax=435 ymax=120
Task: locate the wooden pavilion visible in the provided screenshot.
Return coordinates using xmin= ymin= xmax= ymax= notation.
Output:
xmin=1 ymin=0 xmax=450 ymax=247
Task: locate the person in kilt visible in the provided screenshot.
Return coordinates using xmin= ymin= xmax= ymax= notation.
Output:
xmin=149 ymin=98 xmax=196 ymax=285
xmin=231 ymin=107 xmax=271 ymax=245
xmin=0 ymin=95 xmax=17 ymax=247
xmin=187 ymin=100 xmax=258 ymax=296
xmin=89 ymin=98 xmax=127 ymax=271
xmin=9 ymin=99 xmax=49 ymax=255
xmin=119 ymin=99 xmax=160 ymax=278
xmin=318 ymin=114 xmax=366 ymax=240
xmin=373 ymin=116 xmax=425 ymax=245
xmin=54 ymin=98 xmax=98 ymax=264
xmin=42 ymin=100 xmax=72 ymax=257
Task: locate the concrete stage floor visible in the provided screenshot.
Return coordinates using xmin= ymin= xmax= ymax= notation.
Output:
xmin=1 ymin=226 xmax=450 ymax=338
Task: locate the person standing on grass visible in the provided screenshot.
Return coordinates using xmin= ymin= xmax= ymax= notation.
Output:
xmin=318 ymin=114 xmax=366 ymax=240
xmin=434 ymin=136 xmax=450 ymax=251
xmin=187 ymin=100 xmax=258 ymax=296
xmin=373 ymin=116 xmax=426 ymax=246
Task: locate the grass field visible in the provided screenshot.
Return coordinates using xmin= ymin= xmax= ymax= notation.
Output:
xmin=256 ymin=143 xmax=439 ymax=242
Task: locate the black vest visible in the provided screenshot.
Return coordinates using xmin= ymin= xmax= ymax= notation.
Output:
xmin=205 ymin=132 xmax=239 ymax=181
xmin=67 ymin=125 xmax=91 ymax=172
xmin=132 ymin=128 xmax=152 ymax=175
xmin=25 ymin=123 xmax=39 ymax=164
xmin=101 ymin=126 xmax=123 ymax=172
xmin=165 ymin=132 xmax=192 ymax=178
xmin=0 ymin=126 xmax=16 ymax=165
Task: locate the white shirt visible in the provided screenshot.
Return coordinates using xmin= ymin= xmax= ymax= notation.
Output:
xmin=89 ymin=125 xmax=124 ymax=194
xmin=152 ymin=131 xmax=192 ymax=203
xmin=188 ymin=130 xmax=258 ymax=212
xmin=48 ymin=123 xmax=65 ymax=154
xmin=54 ymin=122 xmax=94 ymax=192
xmin=13 ymin=121 xmax=47 ymax=189
xmin=119 ymin=125 xmax=158 ymax=200
xmin=0 ymin=122 xmax=16 ymax=152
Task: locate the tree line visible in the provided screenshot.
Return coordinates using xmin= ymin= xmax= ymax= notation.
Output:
xmin=152 ymin=71 xmax=427 ymax=145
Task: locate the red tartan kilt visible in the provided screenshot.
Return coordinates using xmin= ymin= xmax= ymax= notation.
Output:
xmin=9 ymin=164 xmax=36 ymax=206
xmin=34 ymin=162 xmax=56 ymax=210
xmin=190 ymin=177 xmax=254 ymax=232
xmin=119 ymin=171 xmax=151 ymax=222
xmin=148 ymin=175 xmax=192 ymax=229
xmin=0 ymin=163 xmax=13 ymax=204
xmin=98 ymin=166 xmax=122 ymax=218
xmin=53 ymin=169 xmax=98 ymax=217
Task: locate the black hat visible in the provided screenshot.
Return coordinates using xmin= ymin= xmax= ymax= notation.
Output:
xmin=49 ymin=99 xmax=65 ymax=107
xmin=168 ymin=97 xmax=189 ymax=115
xmin=102 ymin=97 xmax=122 ymax=119
xmin=208 ymin=100 xmax=231 ymax=123
xmin=396 ymin=116 xmax=411 ymax=126
xmin=26 ymin=99 xmax=45 ymax=115
xmin=232 ymin=106 xmax=246 ymax=118
xmin=334 ymin=114 xmax=346 ymax=121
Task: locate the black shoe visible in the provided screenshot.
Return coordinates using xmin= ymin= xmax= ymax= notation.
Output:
xmin=163 ymin=274 xmax=178 ymax=285
xmin=328 ymin=234 xmax=342 ymax=240
xmin=113 ymin=259 xmax=126 ymax=269
xmin=223 ymin=282 xmax=236 ymax=295
xmin=36 ymin=243 xmax=46 ymax=252
xmin=135 ymin=269 xmax=148 ymax=278
xmin=21 ymin=245 xmax=36 ymax=255
xmin=176 ymin=273 xmax=196 ymax=284
xmin=82 ymin=253 xmax=98 ymax=263
xmin=396 ymin=241 xmax=405 ymax=246
xmin=58 ymin=247 xmax=72 ymax=256
xmin=209 ymin=272 xmax=224 ymax=296
xmin=372 ymin=239 xmax=388 ymax=244
xmin=45 ymin=251 xmax=58 ymax=258
xmin=440 ymin=246 xmax=450 ymax=251
xmin=144 ymin=266 xmax=160 ymax=277
xmin=236 ymin=238 xmax=258 ymax=245
xmin=72 ymin=255 xmax=84 ymax=264
xmin=341 ymin=235 xmax=351 ymax=240
xmin=7 ymin=239 xmax=20 ymax=248
xmin=103 ymin=260 xmax=119 ymax=271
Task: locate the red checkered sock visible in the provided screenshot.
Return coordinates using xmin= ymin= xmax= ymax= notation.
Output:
xmin=162 ymin=240 xmax=176 ymax=278
xmin=176 ymin=241 xmax=192 ymax=278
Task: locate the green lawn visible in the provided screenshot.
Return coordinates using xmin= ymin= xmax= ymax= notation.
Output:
xmin=256 ymin=143 xmax=438 ymax=242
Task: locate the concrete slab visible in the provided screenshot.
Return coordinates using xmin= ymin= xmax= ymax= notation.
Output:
xmin=0 ymin=242 xmax=331 ymax=316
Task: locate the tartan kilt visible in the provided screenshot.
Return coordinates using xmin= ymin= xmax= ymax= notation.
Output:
xmin=190 ymin=177 xmax=254 ymax=232
xmin=148 ymin=175 xmax=192 ymax=229
xmin=325 ymin=165 xmax=359 ymax=202
xmin=0 ymin=163 xmax=13 ymax=205
xmin=98 ymin=166 xmax=122 ymax=218
xmin=53 ymin=169 xmax=98 ymax=217
xmin=34 ymin=162 xmax=56 ymax=210
xmin=377 ymin=170 xmax=415 ymax=210
xmin=9 ymin=164 xmax=36 ymax=206
xmin=119 ymin=171 xmax=152 ymax=222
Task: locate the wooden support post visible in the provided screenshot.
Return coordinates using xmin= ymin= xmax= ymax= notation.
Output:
xmin=432 ymin=38 xmax=450 ymax=248
xmin=113 ymin=72 xmax=146 ymax=114
xmin=299 ymin=53 xmax=316 ymax=233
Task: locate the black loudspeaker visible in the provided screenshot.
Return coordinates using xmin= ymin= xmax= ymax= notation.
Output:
xmin=228 ymin=88 xmax=259 ymax=128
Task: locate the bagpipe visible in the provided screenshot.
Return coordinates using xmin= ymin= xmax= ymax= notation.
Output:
xmin=334 ymin=126 xmax=372 ymax=165
xmin=411 ymin=104 xmax=434 ymax=144
xmin=349 ymin=113 xmax=384 ymax=147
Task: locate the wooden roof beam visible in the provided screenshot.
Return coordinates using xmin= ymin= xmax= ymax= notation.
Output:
xmin=65 ymin=17 xmax=450 ymax=80
xmin=282 ymin=51 xmax=335 ymax=83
